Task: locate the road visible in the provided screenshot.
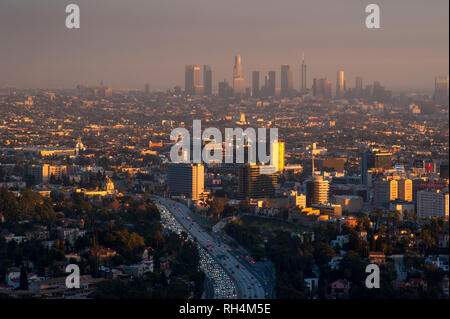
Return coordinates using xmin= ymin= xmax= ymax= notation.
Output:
xmin=154 ymin=197 xmax=267 ymax=299
xmin=156 ymin=202 xmax=235 ymax=299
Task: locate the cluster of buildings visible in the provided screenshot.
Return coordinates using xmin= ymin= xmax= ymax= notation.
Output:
xmin=184 ymin=54 xmax=448 ymax=104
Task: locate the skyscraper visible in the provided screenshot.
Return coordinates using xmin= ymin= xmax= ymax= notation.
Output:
xmin=306 ymin=176 xmax=329 ymax=206
xmin=203 ymin=65 xmax=212 ymax=95
xmin=312 ymin=78 xmax=332 ymax=100
xmin=218 ymin=79 xmax=232 ymax=98
xmin=398 ymin=179 xmax=413 ymax=202
xmin=265 ymin=71 xmax=276 ymax=96
xmin=281 ymin=64 xmax=293 ymax=97
xmin=271 ymin=140 xmax=285 ymax=172
xmin=374 ymin=180 xmax=398 ymax=207
xmin=185 ymin=65 xmax=201 ymax=95
xmin=433 ymin=75 xmax=449 ymax=104
xmin=233 ymin=55 xmax=245 ymax=95
xmin=252 ymin=71 xmax=260 ymax=97
xmin=355 ymin=76 xmax=363 ymax=98
xmin=167 ymin=163 xmax=205 ymax=200
xmin=238 ymin=164 xmax=278 ymax=199
xmin=300 ymin=52 xmax=307 ymax=94
xmin=360 ymin=149 xmax=393 ymax=187
xmin=336 ymin=70 xmax=345 ymax=99
xmin=417 ymin=190 xmax=449 ymax=219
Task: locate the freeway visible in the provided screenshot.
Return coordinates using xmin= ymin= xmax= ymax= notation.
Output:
xmin=157 ymin=202 xmax=236 ymax=299
xmin=154 ymin=197 xmax=267 ymax=299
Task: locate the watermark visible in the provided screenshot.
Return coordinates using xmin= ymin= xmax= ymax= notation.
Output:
xmin=365 ymin=4 xmax=381 ymax=29
xmin=65 ymin=264 xmax=80 ymax=288
xmin=169 ymin=120 xmax=280 ymax=174
xmin=66 ymin=4 xmax=80 ymax=29
xmin=365 ymin=263 xmax=380 ymax=288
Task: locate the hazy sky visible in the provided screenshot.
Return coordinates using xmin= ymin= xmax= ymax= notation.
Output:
xmin=0 ymin=0 xmax=448 ymax=91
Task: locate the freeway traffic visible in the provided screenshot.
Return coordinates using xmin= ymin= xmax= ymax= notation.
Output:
xmin=154 ymin=197 xmax=268 ymax=299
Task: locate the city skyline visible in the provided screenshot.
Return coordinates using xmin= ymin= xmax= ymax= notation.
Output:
xmin=0 ymin=0 xmax=448 ymax=91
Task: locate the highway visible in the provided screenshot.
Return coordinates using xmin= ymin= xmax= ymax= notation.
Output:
xmin=154 ymin=197 xmax=267 ymax=299
xmin=157 ymin=202 xmax=236 ymax=299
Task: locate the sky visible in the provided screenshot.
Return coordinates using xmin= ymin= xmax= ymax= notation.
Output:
xmin=0 ymin=0 xmax=448 ymax=92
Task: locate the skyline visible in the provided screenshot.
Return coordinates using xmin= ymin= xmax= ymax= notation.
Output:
xmin=0 ymin=0 xmax=448 ymax=91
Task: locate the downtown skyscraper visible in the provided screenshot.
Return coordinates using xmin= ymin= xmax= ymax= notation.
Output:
xmin=336 ymin=70 xmax=345 ymax=99
xmin=281 ymin=64 xmax=293 ymax=97
xmin=252 ymin=71 xmax=260 ymax=97
xmin=185 ymin=65 xmax=201 ymax=95
xmin=233 ymin=55 xmax=245 ymax=95
xmin=300 ymin=52 xmax=307 ymax=94
xmin=265 ymin=71 xmax=276 ymax=96
xmin=203 ymin=65 xmax=212 ymax=95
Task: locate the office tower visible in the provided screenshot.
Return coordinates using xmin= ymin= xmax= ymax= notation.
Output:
xmin=361 ymin=149 xmax=393 ymax=203
xmin=185 ymin=65 xmax=201 ymax=95
xmin=336 ymin=70 xmax=345 ymax=99
xmin=238 ymin=164 xmax=278 ymax=199
xmin=263 ymin=71 xmax=276 ymax=96
xmin=144 ymin=83 xmax=150 ymax=95
xmin=233 ymin=55 xmax=245 ymax=95
xmin=167 ymin=163 xmax=204 ymax=200
xmin=433 ymin=75 xmax=449 ymax=103
xmin=203 ymin=65 xmax=212 ymax=95
xmin=397 ymin=179 xmax=413 ymax=202
xmin=306 ymin=176 xmax=329 ymax=206
xmin=300 ymin=52 xmax=307 ymax=93
xmin=271 ymin=140 xmax=285 ymax=172
xmin=252 ymin=71 xmax=260 ymax=97
xmin=281 ymin=64 xmax=293 ymax=97
xmin=312 ymin=78 xmax=332 ymax=100
xmin=355 ymin=76 xmax=363 ymax=98
xmin=218 ymin=79 xmax=232 ymax=98
xmin=360 ymin=149 xmax=393 ymax=184
xmin=94 ymin=86 xmax=112 ymax=98
xmin=373 ymin=81 xmax=384 ymax=101
xmin=374 ymin=180 xmax=398 ymax=207
xmin=417 ymin=190 xmax=449 ymax=219
xmin=360 ymin=150 xmax=370 ymax=187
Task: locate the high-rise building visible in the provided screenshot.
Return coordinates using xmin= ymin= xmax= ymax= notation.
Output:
xmin=203 ymin=65 xmax=212 ymax=95
xmin=336 ymin=70 xmax=345 ymax=99
xmin=238 ymin=164 xmax=278 ymax=199
xmin=252 ymin=71 xmax=260 ymax=97
xmin=433 ymin=75 xmax=449 ymax=103
xmin=397 ymin=179 xmax=413 ymax=202
xmin=361 ymin=149 xmax=393 ymax=186
xmin=233 ymin=55 xmax=245 ymax=95
xmin=167 ymin=163 xmax=205 ymax=200
xmin=312 ymin=78 xmax=332 ymax=100
xmin=417 ymin=190 xmax=449 ymax=219
xmin=300 ymin=52 xmax=307 ymax=94
xmin=374 ymin=180 xmax=398 ymax=207
xmin=185 ymin=65 xmax=201 ymax=95
xmin=306 ymin=176 xmax=329 ymax=206
xmin=355 ymin=76 xmax=363 ymax=98
xmin=144 ymin=83 xmax=150 ymax=95
xmin=271 ymin=140 xmax=285 ymax=172
xmin=281 ymin=64 xmax=293 ymax=97
xmin=264 ymin=71 xmax=276 ymax=96
xmin=218 ymin=79 xmax=232 ymax=98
